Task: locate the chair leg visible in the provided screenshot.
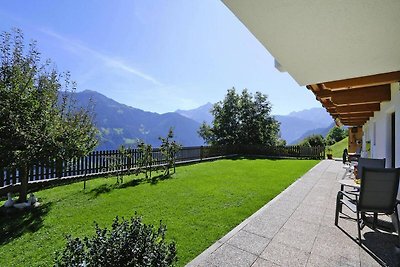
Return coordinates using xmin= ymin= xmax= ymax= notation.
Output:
xmin=395 ymin=207 xmax=400 ymax=247
xmin=372 ymin=212 xmax=378 ymax=230
xmin=357 ymin=210 xmax=362 ymax=245
xmin=335 ymin=192 xmax=341 ymax=226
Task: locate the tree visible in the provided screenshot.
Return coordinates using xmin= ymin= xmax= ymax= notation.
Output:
xmin=325 ymin=126 xmax=347 ymax=145
xmin=137 ymin=141 xmax=153 ymax=179
xmin=159 ymin=128 xmax=181 ymax=176
xmin=0 ymin=29 xmax=98 ymax=201
xmin=299 ymin=134 xmax=325 ymax=147
xmin=199 ymin=88 xmax=280 ymax=146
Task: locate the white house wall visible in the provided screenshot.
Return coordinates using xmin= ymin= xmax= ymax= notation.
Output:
xmin=363 ymin=83 xmax=400 ymax=167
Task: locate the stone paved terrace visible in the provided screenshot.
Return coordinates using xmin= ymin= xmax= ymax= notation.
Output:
xmin=187 ymin=160 xmax=399 ymax=267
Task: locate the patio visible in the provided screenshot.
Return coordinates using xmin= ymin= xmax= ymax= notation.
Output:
xmin=187 ymin=159 xmax=400 ymax=267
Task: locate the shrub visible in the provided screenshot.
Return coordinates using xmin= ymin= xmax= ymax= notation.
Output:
xmin=54 ymin=215 xmax=177 ymax=267
xmin=325 ymin=126 xmax=347 ymax=145
xmin=299 ymin=134 xmax=325 ymax=147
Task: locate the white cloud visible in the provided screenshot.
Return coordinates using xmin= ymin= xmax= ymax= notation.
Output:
xmin=39 ymin=28 xmax=163 ymax=86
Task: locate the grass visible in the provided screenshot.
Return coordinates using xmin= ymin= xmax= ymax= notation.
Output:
xmin=329 ymin=137 xmax=348 ymax=158
xmin=0 ymin=158 xmax=319 ymax=267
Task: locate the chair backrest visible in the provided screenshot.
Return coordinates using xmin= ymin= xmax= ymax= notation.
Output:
xmin=358 ymin=167 xmax=399 ymax=213
xmin=356 ymin=157 xmax=386 ymax=179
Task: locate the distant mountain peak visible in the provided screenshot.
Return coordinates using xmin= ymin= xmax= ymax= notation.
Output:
xmin=175 ymin=102 xmax=214 ymax=124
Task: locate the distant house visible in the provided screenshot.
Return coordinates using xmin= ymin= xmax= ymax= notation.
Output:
xmin=222 ymin=0 xmax=400 ymax=167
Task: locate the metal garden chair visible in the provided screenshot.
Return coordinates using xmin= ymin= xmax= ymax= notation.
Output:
xmin=335 ymin=167 xmax=400 ymax=245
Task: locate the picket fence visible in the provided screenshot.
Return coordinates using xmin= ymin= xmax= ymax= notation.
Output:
xmin=0 ymin=145 xmax=324 ymax=196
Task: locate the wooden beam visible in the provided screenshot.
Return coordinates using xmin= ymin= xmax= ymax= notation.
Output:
xmin=321 ymin=99 xmax=335 ymax=108
xmin=340 ymin=119 xmax=368 ymax=123
xmin=337 ymin=111 xmax=374 ymax=118
xmin=331 ymin=85 xmax=391 ymax=105
xmin=335 ymin=103 xmax=380 ymax=114
xmin=338 ymin=112 xmax=373 ymax=118
xmin=322 ymin=71 xmax=400 ymax=90
xmin=340 ymin=122 xmax=367 ymax=126
xmin=342 ymin=122 xmax=366 ymax=126
xmin=314 ymin=89 xmax=332 ymax=99
xmin=307 ymin=84 xmax=323 ymax=92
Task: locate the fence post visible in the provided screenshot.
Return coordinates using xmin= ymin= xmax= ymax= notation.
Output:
xmin=200 ymin=146 xmax=204 ymax=161
xmin=56 ymin=158 xmax=63 ymax=178
xmin=127 ymin=148 xmax=132 ymax=170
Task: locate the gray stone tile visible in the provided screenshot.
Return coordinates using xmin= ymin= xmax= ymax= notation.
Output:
xmin=320 ymin=212 xmax=338 ymax=228
xmin=302 ymin=194 xmax=330 ymax=208
xmin=311 ymin=227 xmax=360 ymax=266
xmin=283 ymin=218 xmax=320 ymax=236
xmin=289 ymin=205 xmax=324 ymax=226
xmin=272 ymin=226 xmax=317 ymax=252
xmin=227 ymin=230 xmax=271 ymax=256
xmin=266 ymin=203 xmax=298 ymax=218
xmin=251 ymin=257 xmax=281 ymax=267
xmin=206 ymin=244 xmax=257 ymax=267
xmin=243 ymin=214 xmax=287 ymax=239
xmin=307 ymin=253 xmax=356 ymax=267
xmin=260 ymin=240 xmax=310 ymax=267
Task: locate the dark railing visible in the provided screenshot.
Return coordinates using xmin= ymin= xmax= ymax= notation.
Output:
xmin=0 ymin=145 xmax=324 ymax=196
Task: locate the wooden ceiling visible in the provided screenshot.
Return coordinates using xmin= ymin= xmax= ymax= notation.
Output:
xmin=307 ymin=71 xmax=400 ymax=127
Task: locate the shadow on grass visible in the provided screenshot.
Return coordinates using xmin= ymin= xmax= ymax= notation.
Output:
xmin=149 ymin=173 xmax=173 ymax=185
xmin=227 ymin=155 xmax=320 ymax=161
xmin=87 ymin=173 xmax=174 ymax=198
xmin=0 ymin=202 xmax=52 ymax=245
xmin=118 ymin=178 xmax=142 ymax=188
xmin=227 ymin=155 xmax=283 ymax=161
xmin=89 ymin=183 xmax=115 ymax=198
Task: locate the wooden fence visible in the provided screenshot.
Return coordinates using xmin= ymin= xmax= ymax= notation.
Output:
xmin=0 ymin=145 xmax=324 ymax=196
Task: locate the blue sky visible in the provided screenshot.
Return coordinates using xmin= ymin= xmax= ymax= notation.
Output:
xmin=0 ymin=0 xmax=320 ymax=115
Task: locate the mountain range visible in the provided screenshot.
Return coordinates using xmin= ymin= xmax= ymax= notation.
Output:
xmin=275 ymin=108 xmax=334 ymax=144
xmin=74 ymin=90 xmax=204 ymax=150
xmin=73 ymin=90 xmax=335 ymax=150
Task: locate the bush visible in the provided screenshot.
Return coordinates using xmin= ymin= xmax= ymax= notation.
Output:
xmin=299 ymin=134 xmax=325 ymax=147
xmin=325 ymin=126 xmax=347 ymax=145
xmin=54 ymin=215 xmax=177 ymax=267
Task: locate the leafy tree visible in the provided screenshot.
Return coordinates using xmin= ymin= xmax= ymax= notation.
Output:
xmin=299 ymin=134 xmax=325 ymax=147
xmin=104 ymin=145 xmax=131 ymax=184
xmin=199 ymin=88 xmax=280 ymax=146
xmin=325 ymin=126 xmax=347 ymax=145
xmin=137 ymin=141 xmax=153 ymax=179
xmin=0 ymin=29 xmax=98 ymax=201
xmin=159 ymin=128 xmax=181 ymax=176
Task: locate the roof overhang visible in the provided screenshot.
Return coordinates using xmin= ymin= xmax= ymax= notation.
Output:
xmin=307 ymin=72 xmax=400 ymax=127
xmin=222 ymin=0 xmax=400 ymax=127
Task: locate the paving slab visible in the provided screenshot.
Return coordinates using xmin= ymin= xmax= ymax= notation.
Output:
xmin=186 ymin=160 xmax=399 ymax=267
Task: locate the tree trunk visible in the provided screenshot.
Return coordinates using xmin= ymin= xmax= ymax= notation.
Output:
xmin=18 ymin=164 xmax=28 ymax=202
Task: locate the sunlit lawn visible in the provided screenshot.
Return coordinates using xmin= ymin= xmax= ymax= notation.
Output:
xmin=329 ymin=137 xmax=348 ymax=158
xmin=0 ymin=158 xmax=319 ymax=266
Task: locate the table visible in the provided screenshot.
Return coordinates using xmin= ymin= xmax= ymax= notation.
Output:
xmin=339 ymin=179 xmax=360 ymax=190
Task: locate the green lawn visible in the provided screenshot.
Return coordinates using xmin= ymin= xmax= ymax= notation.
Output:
xmin=0 ymin=158 xmax=319 ymax=266
xmin=329 ymin=137 xmax=348 ymax=158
